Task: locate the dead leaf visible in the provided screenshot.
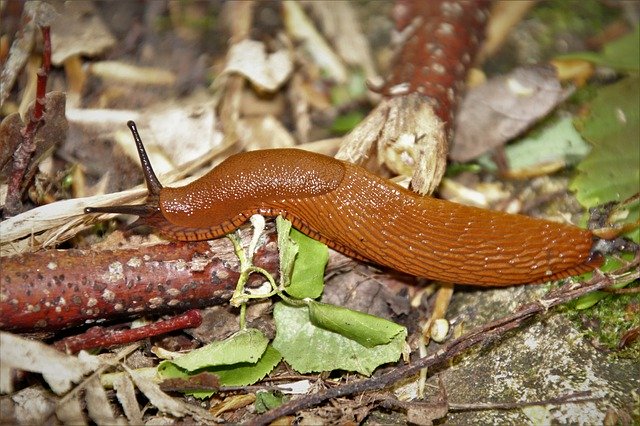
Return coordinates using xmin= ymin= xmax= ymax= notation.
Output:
xmin=85 ymin=376 xmax=124 ymax=424
xmin=124 ymin=365 xmax=220 ymax=424
xmin=224 ymin=39 xmax=293 ymax=92
xmin=451 ymin=65 xmax=572 ymax=162
xmin=210 ymin=393 xmax=256 ymax=416
xmin=50 ymin=0 xmax=115 ymax=65
xmin=0 ymin=332 xmax=100 ymax=395
xmin=5 ymin=386 xmax=56 ymax=425
xmin=0 ymin=91 xmax=68 ymax=190
xmin=159 ymin=372 xmax=221 ymax=393
xmin=113 ymin=373 xmax=144 ymax=424
xmin=240 ymin=116 xmax=296 ymax=151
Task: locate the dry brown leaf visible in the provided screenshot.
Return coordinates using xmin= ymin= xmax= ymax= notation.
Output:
xmin=55 ymin=393 xmax=86 ymax=425
xmin=451 ymin=65 xmax=572 ymax=162
xmin=113 ymin=373 xmax=144 ymax=424
xmin=4 ymin=386 xmax=57 ymax=425
xmin=210 ymin=393 xmax=256 ymax=416
xmin=50 ymin=0 xmax=115 ymax=65
xmin=224 ymin=39 xmax=293 ymax=92
xmin=0 ymin=332 xmax=100 ymax=395
xmin=240 ymin=116 xmax=296 ymax=151
xmin=124 ymin=365 xmax=220 ymax=424
xmin=283 ymin=0 xmax=348 ymax=83
xmin=85 ymin=376 xmax=124 ymax=425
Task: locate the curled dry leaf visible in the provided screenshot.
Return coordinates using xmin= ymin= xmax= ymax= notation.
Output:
xmin=0 ymin=332 xmax=100 ymax=395
xmin=124 ymin=365 xmax=220 ymax=423
xmin=451 ymin=65 xmax=573 ymax=162
xmin=0 ymin=91 xmax=68 ymax=190
xmin=85 ymin=376 xmax=123 ymax=425
xmin=283 ymin=0 xmax=348 ymax=83
xmin=49 ymin=0 xmax=115 ymax=65
xmin=224 ymin=39 xmax=293 ymax=92
xmin=113 ymin=373 xmax=144 ymax=424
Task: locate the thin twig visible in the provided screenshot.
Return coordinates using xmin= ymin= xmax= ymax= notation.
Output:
xmin=5 ymin=25 xmax=51 ymax=216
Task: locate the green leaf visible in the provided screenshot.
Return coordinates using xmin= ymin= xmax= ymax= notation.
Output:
xmin=272 ymin=302 xmax=407 ymax=376
xmin=287 ymin=229 xmax=328 ymax=299
xmin=159 ymin=328 xmax=268 ymax=373
xmin=332 ymin=111 xmax=365 ymax=134
xmin=210 ymin=345 xmax=281 ymax=387
xmin=558 ymin=25 xmax=639 ymax=72
xmin=502 ymin=115 xmax=591 ymax=171
xmin=276 ymin=216 xmax=328 ymax=300
xmin=255 ymin=390 xmax=288 ymax=413
xmin=308 ymin=300 xmax=405 ymax=348
xmin=570 ymin=76 xmax=640 ymax=236
xmin=157 ymin=331 xmax=280 ymax=398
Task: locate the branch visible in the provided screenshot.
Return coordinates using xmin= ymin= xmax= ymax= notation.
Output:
xmin=0 ymin=228 xmax=279 ymax=333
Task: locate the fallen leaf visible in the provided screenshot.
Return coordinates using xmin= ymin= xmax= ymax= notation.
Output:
xmin=451 ymin=65 xmax=572 ymax=162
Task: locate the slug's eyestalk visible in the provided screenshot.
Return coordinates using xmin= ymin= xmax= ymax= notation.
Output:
xmin=84 ymin=121 xmax=163 ymax=217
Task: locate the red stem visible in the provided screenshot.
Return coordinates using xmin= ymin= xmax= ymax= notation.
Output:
xmin=53 ymin=309 xmax=203 ymax=353
xmin=4 ymin=25 xmax=52 ymax=216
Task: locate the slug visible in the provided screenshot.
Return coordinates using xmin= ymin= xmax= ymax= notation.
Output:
xmin=86 ymin=122 xmax=602 ymax=286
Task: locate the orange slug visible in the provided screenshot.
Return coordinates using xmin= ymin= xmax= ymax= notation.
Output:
xmin=86 ymin=122 xmax=602 ymax=286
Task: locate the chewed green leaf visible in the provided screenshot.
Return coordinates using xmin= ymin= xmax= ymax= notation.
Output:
xmin=272 ymin=302 xmax=407 ymax=376
xmin=210 ymin=345 xmax=281 ymax=387
xmin=158 ymin=345 xmax=281 ymax=398
xmin=159 ymin=328 xmax=268 ymax=373
xmin=308 ymin=300 xmax=405 ymax=348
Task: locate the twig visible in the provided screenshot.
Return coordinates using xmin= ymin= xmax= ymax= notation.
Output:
xmin=448 ymin=390 xmax=598 ymax=412
xmin=4 ymin=25 xmax=51 ymax=216
xmin=249 ymin=255 xmax=639 ymax=426
xmin=53 ymin=309 xmax=202 ymax=353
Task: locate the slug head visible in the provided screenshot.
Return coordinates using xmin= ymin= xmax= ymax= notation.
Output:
xmin=84 ymin=121 xmax=164 ymax=221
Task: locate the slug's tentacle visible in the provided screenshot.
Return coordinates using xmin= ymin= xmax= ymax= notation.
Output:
xmin=86 ymin=125 xmax=601 ymax=287
xmin=84 ymin=121 xmax=162 ymax=219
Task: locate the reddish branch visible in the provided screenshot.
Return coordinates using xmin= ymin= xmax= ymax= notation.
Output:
xmin=0 ymin=230 xmax=279 ymax=333
xmin=381 ymin=0 xmax=491 ymax=135
xmin=249 ymin=255 xmax=639 ymax=426
xmin=53 ymin=309 xmax=203 ymax=353
xmin=4 ymin=25 xmax=52 ymax=217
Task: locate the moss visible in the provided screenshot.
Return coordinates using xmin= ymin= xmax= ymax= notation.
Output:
xmin=563 ymin=289 xmax=640 ymax=360
xmin=531 ymin=1 xmax=620 ymax=38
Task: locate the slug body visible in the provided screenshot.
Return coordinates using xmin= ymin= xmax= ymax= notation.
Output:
xmin=87 ymin=122 xmax=600 ymax=287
